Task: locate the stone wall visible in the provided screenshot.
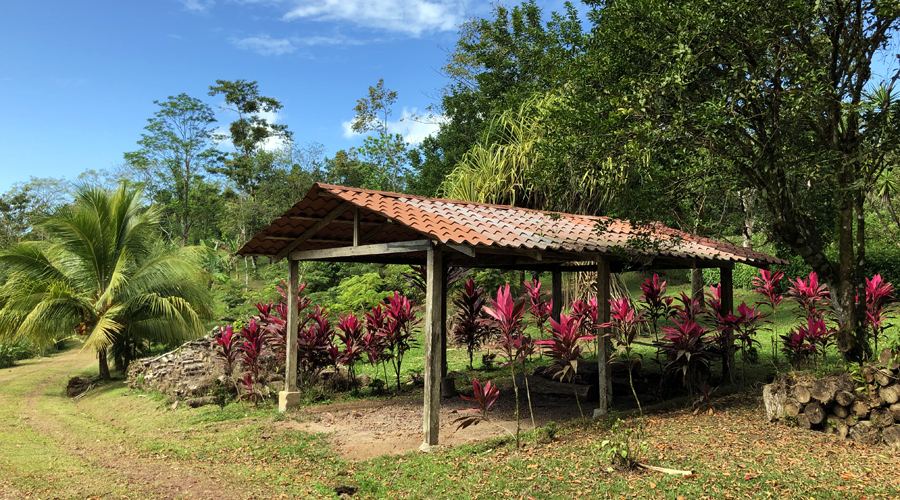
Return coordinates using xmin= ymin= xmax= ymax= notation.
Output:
xmin=763 ymin=353 xmax=900 ymax=449
xmin=126 ymin=336 xmax=223 ymax=398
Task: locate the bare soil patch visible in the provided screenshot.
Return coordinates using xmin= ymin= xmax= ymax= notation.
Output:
xmin=285 ymin=387 xmax=586 ymax=461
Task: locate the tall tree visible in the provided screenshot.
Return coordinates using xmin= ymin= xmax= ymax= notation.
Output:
xmin=124 ymin=93 xmax=219 ymax=246
xmin=208 ymin=79 xmax=291 ymax=197
xmin=565 ymin=0 xmax=900 ymax=360
xmin=351 ymin=79 xmax=409 ymax=191
xmin=0 ymin=184 xmax=213 ymax=378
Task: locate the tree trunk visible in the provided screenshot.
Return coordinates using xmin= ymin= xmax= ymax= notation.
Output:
xmin=739 ymin=188 xmax=756 ymax=249
xmin=98 ymin=348 xmax=110 ymax=380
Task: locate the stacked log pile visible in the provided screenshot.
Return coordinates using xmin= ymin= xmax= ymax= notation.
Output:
xmin=763 ymin=351 xmax=900 ymax=449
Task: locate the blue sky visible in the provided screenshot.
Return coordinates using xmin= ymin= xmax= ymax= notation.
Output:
xmin=0 ymin=0 xmax=569 ymax=194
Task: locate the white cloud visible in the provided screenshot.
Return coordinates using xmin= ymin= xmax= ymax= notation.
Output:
xmin=282 ymin=0 xmax=465 ymax=37
xmin=231 ymin=35 xmax=296 ymax=56
xmin=182 ymin=0 xmax=215 ymax=13
xmin=342 ymin=107 xmax=446 ymax=144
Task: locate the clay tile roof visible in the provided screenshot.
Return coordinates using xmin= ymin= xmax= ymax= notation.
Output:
xmin=238 ymin=183 xmax=787 ymax=268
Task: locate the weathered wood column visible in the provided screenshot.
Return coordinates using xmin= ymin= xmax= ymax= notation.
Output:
xmin=279 ymin=258 xmax=301 ymax=411
xmin=421 ymin=243 xmax=445 ymax=450
xmin=551 ymin=269 xmax=563 ymax=322
xmin=594 ymin=258 xmax=612 ymax=416
xmin=721 ymin=266 xmax=735 ymax=384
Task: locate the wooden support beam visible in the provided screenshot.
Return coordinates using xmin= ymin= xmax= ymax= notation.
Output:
xmin=551 ymin=269 xmax=563 ymax=322
xmin=287 ymin=216 xmax=378 ymax=224
xmin=359 ymin=219 xmax=393 ymax=244
xmin=422 ymin=243 xmax=445 ymax=449
xmin=447 ymin=244 xmax=475 ymax=258
xmin=275 ymin=201 xmax=353 ymax=261
xmin=279 ymin=258 xmax=301 ymax=412
xmin=290 ymin=239 xmax=432 ymax=261
xmin=596 ymin=258 xmax=612 ymax=415
xmin=285 ymin=259 xmax=299 ymax=392
xmin=353 ymin=207 xmax=360 ymax=246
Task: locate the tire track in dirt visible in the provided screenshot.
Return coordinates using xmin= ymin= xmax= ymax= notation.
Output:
xmin=9 ymin=348 xmax=258 ymax=500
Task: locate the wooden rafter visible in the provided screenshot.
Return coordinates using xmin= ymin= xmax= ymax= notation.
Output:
xmin=290 ymin=239 xmax=432 ymax=261
xmin=275 ymin=201 xmax=353 ymax=261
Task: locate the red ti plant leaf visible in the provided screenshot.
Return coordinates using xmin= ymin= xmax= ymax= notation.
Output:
xmin=537 ymin=311 xmax=596 ymax=417
xmin=656 ymin=318 xmax=713 ymax=392
xmin=238 ymin=319 xmax=267 ymax=378
xmin=671 ymin=292 xmax=708 ymax=324
xmin=864 ymin=274 xmax=895 ymax=354
xmin=599 ymin=298 xmax=647 ymax=414
xmin=523 ymin=279 xmax=552 ymax=338
xmin=336 ymin=312 xmax=366 ymax=383
xmin=453 ymin=278 xmax=488 ymax=369
xmin=480 ymin=283 xmax=532 ymax=445
xmin=750 ymin=268 xmax=785 ymax=364
xmin=706 ymin=284 xmax=740 ymax=383
xmin=454 ymin=378 xmax=500 ymax=430
xmin=571 ymin=297 xmax=599 ymax=334
xmin=751 ymin=269 xmax=785 ymax=311
xmin=379 ymin=292 xmax=420 ymax=391
xmin=781 ymin=317 xmax=832 ymax=365
xmin=537 ymin=313 xmax=597 ymax=381
xmin=297 ymin=305 xmax=337 ymax=386
xmin=639 ymin=274 xmax=674 ymax=342
xmin=787 ymin=271 xmax=831 ymax=321
xmin=214 ymin=325 xmax=239 ymax=376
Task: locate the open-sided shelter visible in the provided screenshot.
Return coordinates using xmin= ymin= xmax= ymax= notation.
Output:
xmin=238 ymin=183 xmax=786 ymax=450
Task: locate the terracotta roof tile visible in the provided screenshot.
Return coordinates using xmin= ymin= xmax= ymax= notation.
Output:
xmin=238 ymin=183 xmax=787 ymax=268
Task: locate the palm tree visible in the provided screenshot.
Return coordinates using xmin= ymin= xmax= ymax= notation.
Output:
xmin=0 ymin=184 xmax=213 ymax=379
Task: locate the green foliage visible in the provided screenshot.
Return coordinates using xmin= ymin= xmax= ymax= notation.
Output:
xmin=0 ymin=338 xmax=37 ymax=368
xmin=598 ymin=418 xmax=648 ymax=470
xmin=701 ymin=264 xmax=759 ymax=290
xmin=123 ymin=93 xmax=220 ymax=246
xmin=0 ymin=184 xmax=214 ymax=376
xmin=334 ymin=273 xmax=392 ymax=313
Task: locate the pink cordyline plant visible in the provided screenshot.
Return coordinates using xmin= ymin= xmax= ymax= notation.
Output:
xmin=214 ymin=325 xmax=240 ymax=376
xmin=599 ymin=298 xmax=648 ymax=415
xmin=480 ymin=283 xmax=533 ymax=446
xmin=657 ymin=318 xmax=713 ymax=394
xmin=751 ymin=269 xmax=785 ymax=365
xmin=639 ymin=274 xmax=674 ymax=342
xmin=237 ymin=319 xmax=267 ymax=402
xmin=335 ymin=312 xmax=366 ymax=385
xmin=364 ymin=304 xmax=390 ymax=385
xmin=864 ymin=274 xmax=895 ymax=355
xmin=537 ymin=312 xmax=597 ymax=418
xmin=523 ymin=279 xmax=553 ymax=334
xmin=731 ymin=302 xmax=769 ymax=382
xmin=379 ymin=292 xmax=419 ymax=391
xmin=781 ymin=317 xmax=833 ymax=365
xmin=787 ymin=272 xmax=831 ymax=321
xmin=671 ymin=292 xmax=708 ymax=324
xmin=453 ymin=378 xmax=501 ymax=430
xmin=453 ymin=278 xmax=488 ymax=369
xmin=706 ymin=284 xmax=739 ymax=384
xmin=297 ymin=306 xmax=337 ymax=387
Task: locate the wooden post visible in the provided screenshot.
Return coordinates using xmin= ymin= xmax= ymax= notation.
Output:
xmin=551 ymin=269 xmax=562 ymax=322
xmin=421 ymin=243 xmax=445 ymax=450
xmin=441 ymin=272 xmax=448 ymax=378
xmin=721 ymin=266 xmax=735 ymax=384
xmin=595 ymin=258 xmax=612 ymax=416
xmin=279 ymin=258 xmax=301 ymax=411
